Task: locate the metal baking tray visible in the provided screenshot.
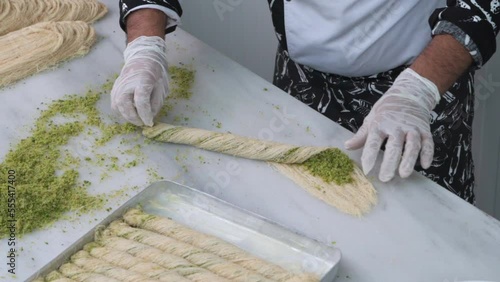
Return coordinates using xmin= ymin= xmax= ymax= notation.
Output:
xmin=27 ymin=181 xmax=341 ymax=281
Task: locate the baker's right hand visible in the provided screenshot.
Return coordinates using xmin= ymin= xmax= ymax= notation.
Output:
xmin=111 ymin=36 xmax=169 ymax=127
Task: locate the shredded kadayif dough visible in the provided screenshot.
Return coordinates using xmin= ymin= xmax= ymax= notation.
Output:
xmin=0 ymin=21 xmax=96 ymax=87
xmin=143 ymin=123 xmax=328 ymax=163
xmin=34 ymin=209 xmax=319 ymax=282
xmin=143 ymin=123 xmax=377 ymax=216
xmin=0 ymin=0 xmax=107 ymax=36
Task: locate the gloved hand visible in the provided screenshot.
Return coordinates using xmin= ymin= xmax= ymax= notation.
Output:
xmin=344 ymin=68 xmax=440 ymax=182
xmin=111 ymin=36 xmax=169 ymax=126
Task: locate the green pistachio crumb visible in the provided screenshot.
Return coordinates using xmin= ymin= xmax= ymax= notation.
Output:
xmin=303 ymin=148 xmax=354 ymax=185
xmin=168 ymin=66 xmax=195 ymax=99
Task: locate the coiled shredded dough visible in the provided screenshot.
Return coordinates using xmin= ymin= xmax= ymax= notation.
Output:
xmin=0 ymin=21 xmax=96 ymax=87
xmin=0 ymin=0 xmax=107 ymax=36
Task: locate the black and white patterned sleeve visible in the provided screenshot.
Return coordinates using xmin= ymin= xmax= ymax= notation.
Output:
xmin=119 ymin=0 xmax=183 ymax=34
xmin=429 ymin=0 xmax=500 ymax=68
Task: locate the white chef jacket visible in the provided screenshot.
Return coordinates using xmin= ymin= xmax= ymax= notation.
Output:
xmin=282 ymin=0 xmax=446 ymax=76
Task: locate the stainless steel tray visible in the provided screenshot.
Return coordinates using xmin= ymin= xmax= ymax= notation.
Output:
xmin=27 ymin=181 xmax=341 ymax=281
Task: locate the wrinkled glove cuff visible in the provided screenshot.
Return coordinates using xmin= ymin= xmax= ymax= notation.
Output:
xmin=123 ymin=36 xmax=168 ymax=74
xmin=124 ymin=36 xmax=167 ymax=62
xmin=386 ymin=68 xmax=441 ymax=111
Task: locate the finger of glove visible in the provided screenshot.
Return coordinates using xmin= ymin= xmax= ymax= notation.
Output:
xmin=111 ymin=74 xmax=128 ymax=110
xmin=116 ymin=90 xmax=144 ymax=126
xmin=345 ymin=123 xmax=369 ymax=150
xmin=379 ymin=131 xmax=404 ymax=182
xmin=361 ymin=127 xmax=385 ymax=175
xmin=398 ymin=130 xmax=421 ymax=178
xmin=110 ymin=82 xmax=120 ymax=112
xmin=110 ymin=75 xmax=144 ymax=126
xmin=134 ymin=84 xmax=155 ymax=127
xmin=420 ymin=132 xmax=435 ymax=169
xmin=150 ymin=81 xmax=168 ymax=121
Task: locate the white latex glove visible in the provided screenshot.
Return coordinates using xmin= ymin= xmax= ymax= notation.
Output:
xmin=345 ymin=68 xmax=440 ymax=182
xmin=111 ymin=36 xmax=169 ymax=126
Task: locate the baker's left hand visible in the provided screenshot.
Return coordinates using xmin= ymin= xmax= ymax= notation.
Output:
xmin=344 ymin=68 xmax=441 ymax=182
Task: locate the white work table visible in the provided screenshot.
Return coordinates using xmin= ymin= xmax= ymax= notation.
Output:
xmin=1 ymin=1 xmax=499 ymax=281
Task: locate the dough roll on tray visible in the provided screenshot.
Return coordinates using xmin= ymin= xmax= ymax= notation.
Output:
xmin=34 ymin=209 xmax=320 ymax=282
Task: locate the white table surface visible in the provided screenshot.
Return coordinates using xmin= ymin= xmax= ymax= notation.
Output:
xmin=1 ymin=1 xmax=499 ymax=281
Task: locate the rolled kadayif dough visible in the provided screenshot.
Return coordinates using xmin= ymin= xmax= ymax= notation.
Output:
xmin=33 ymin=270 xmax=76 ymax=282
xmin=70 ymin=250 xmax=166 ymax=282
xmin=105 ymin=220 xmax=283 ymax=282
xmin=0 ymin=21 xmax=96 ymax=87
xmin=92 ymin=236 xmax=232 ymax=281
xmin=100 ymin=221 xmax=320 ymax=282
xmin=122 ymin=208 xmax=319 ymax=282
xmin=0 ymin=0 xmax=107 ymax=36
xmin=40 ymin=214 xmax=320 ymax=282
xmin=58 ymin=262 xmax=120 ymax=282
xmin=143 ymin=123 xmax=377 ymax=216
xmin=83 ymin=243 xmax=197 ymax=282
xmin=143 ymin=123 xmax=328 ymax=163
